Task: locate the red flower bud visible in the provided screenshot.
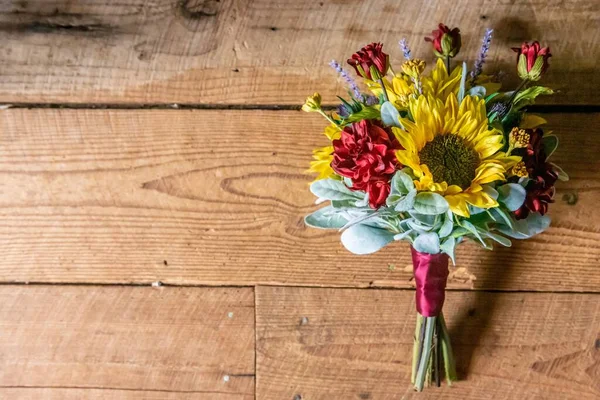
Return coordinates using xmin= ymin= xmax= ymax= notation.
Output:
xmin=347 ymin=42 xmax=389 ymax=80
xmin=512 ymin=41 xmax=551 ymax=81
xmin=425 ymin=23 xmax=461 ymax=58
xmin=331 ymin=120 xmax=400 ymax=209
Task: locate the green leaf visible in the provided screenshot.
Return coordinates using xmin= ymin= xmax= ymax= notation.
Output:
xmin=440 ymin=236 xmax=456 ymax=264
xmin=408 ymin=211 xmax=439 ymax=227
xmin=550 ymin=163 xmax=569 ymax=181
xmin=490 ymin=207 xmax=514 ymax=229
xmin=413 ymin=192 xmax=449 ymax=215
xmin=390 ymin=170 xmax=415 ymax=196
xmin=412 ymin=232 xmax=440 ymax=254
xmin=497 ymin=183 xmax=527 ymax=212
xmin=310 ymin=179 xmax=362 ymax=201
xmin=457 ymin=62 xmax=468 ymax=103
xmin=542 ymin=135 xmax=558 ymax=159
xmin=340 ymin=224 xmax=395 ymax=255
xmin=343 ymin=106 xmax=381 ymax=123
xmin=460 ymin=220 xmax=486 ymax=246
xmin=380 ymin=101 xmax=402 ymax=127
xmin=513 ymin=86 xmax=554 ymax=110
xmin=304 ymin=206 xmax=348 ymax=230
xmin=479 ymin=230 xmax=512 ymax=247
xmin=395 ymin=189 xmax=417 ymax=212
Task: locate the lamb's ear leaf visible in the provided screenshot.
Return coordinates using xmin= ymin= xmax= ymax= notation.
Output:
xmin=304 ymin=206 xmax=348 ymax=230
xmin=340 ymin=224 xmax=395 ymax=255
xmin=412 ymin=232 xmax=441 ymax=254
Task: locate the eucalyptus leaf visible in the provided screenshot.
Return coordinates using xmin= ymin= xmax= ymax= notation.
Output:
xmin=413 ymin=192 xmax=449 ymax=215
xmin=440 ymin=236 xmax=456 ymax=264
xmin=305 ymin=206 xmax=348 ymax=230
xmin=497 ymin=183 xmax=527 ymax=212
xmin=468 ymin=85 xmax=487 ymax=98
xmin=497 ymin=212 xmax=550 ymax=239
xmin=380 ymin=101 xmax=402 ymax=127
xmin=340 ymin=224 xmax=395 ymax=255
xmin=412 ymin=232 xmax=440 ymax=254
xmin=311 ymin=179 xmax=362 ymax=201
xmin=542 ymin=135 xmax=558 ymax=159
xmin=490 ymin=207 xmax=514 ymax=229
xmin=394 ymin=230 xmax=414 ymax=241
xmin=407 ymin=219 xmax=435 ymax=233
xmin=408 ymin=211 xmax=439 ymax=226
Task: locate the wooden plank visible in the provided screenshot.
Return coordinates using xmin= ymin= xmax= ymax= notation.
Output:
xmin=0 ymin=286 xmax=255 ymax=399
xmin=0 ymin=0 xmax=597 ymax=105
xmin=0 ymin=109 xmax=597 ymax=291
xmin=255 ymin=286 xmax=600 ymax=400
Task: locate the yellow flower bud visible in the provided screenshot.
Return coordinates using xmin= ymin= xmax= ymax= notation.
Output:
xmin=511 ymin=161 xmax=529 ymax=178
xmin=302 ymin=92 xmax=322 ymax=113
xmin=509 ymin=127 xmax=531 ymax=149
xmin=401 ymin=59 xmax=426 ymax=79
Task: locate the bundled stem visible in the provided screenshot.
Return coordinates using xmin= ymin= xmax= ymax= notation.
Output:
xmin=411 ymin=312 xmax=456 ymax=392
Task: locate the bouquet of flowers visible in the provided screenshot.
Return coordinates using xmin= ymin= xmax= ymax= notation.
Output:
xmin=302 ymin=23 xmax=567 ymax=391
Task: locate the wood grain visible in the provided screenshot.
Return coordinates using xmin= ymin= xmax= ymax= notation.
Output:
xmin=0 ymin=0 xmax=598 ymax=105
xmin=256 ymin=286 xmax=600 ymax=400
xmin=0 ymin=286 xmax=255 ymax=399
xmin=0 ymin=109 xmax=597 ymax=290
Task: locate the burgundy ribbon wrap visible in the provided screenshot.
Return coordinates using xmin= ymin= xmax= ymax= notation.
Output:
xmin=411 ymin=247 xmax=450 ymax=317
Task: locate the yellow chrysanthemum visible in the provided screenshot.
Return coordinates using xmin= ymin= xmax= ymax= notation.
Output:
xmin=308 ymin=146 xmax=335 ymax=181
xmin=393 ymin=93 xmax=516 ymax=217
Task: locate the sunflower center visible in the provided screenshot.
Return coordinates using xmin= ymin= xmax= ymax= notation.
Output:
xmin=418 ymin=134 xmax=479 ymax=190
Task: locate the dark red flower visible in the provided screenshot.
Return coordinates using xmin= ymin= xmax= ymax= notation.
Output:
xmin=331 ymin=120 xmax=400 ymax=209
xmin=425 ymin=23 xmax=461 ymax=58
xmin=514 ymin=128 xmax=558 ymax=219
xmin=347 ymin=42 xmax=389 ymax=80
xmin=514 ymin=179 xmax=555 ymax=219
xmin=512 ymin=41 xmax=551 ymax=81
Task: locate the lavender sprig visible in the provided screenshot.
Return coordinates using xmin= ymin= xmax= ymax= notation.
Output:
xmin=399 ymin=38 xmax=412 ymax=60
xmin=470 ymin=28 xmax=493 ymax=85
xmin=329 ymin=60 xmax=362 ymax=100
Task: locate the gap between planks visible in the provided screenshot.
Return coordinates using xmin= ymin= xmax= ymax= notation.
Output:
xmin=1 ymin=281 xmax=599 ymax=295
xmin=1 ymin=103 xmax=600 ymax=113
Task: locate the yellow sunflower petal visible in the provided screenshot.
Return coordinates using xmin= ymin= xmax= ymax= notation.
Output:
xmin=445 ymin=195 xmax=470 ymax=217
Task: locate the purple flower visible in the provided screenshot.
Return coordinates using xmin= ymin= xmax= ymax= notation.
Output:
xmin=399 ymin=38 xmax=412 ymax=60
xmin=330 ymin=60 xmax=362 ymax=99
xmin=470 ymin=29 xmax=493 ymax=85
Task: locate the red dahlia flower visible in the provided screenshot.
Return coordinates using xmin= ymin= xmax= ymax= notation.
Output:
xmin=347 ymin=42 xmax=389 ymax=80
xmin=514 ymin=128 xmax=558 ymax=219
xmin=425 ymin=23 xmax=461 ymax=58
xmin=331 ymin=120 xmax=400 ymax=209
xmin=512 ymin=41 xmax=551 ymax=81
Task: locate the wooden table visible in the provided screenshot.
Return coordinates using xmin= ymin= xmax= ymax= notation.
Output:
xmin=0 ymin=1 xmax=598 ymax=398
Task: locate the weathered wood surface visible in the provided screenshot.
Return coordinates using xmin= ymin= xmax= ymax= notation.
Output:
xmin=0 ymin=109 xmax=597 ymax=290
xmin=0 ymin=286 xmax=255 ymax=399
xmin=0 ymin=0 xmax=597 ymax=105
xmin=255 ymin=286 xmax=600 ymax=400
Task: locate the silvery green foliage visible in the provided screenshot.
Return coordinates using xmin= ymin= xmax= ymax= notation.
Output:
xmin=380 ymin=101 xmax=402 ymax=128
xmin=306 ymin=172 xmax=550 ymax=260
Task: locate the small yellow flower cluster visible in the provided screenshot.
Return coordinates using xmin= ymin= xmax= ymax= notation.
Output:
xmin=511 ymin=161 xmax=529 ymax=178
xmin=509 ymin=127 xmax=531 ymax=149
xmin=401 ymin=59 xmax=426 ymax=79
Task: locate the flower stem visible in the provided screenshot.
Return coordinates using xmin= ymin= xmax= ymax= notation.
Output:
xmin=507 ymin=79 xmax=529 ymax=105
xmin=445 ymin=56 xmax=451 ymax=74
xmin=439 ymin=312 xmax=457 ymax=384
xmin=317 ymin=110 xmax=341 ymax=129
xmin=414 ymin=316 xmax=436 ymax=392
xmin=377 ymin=78 xmax=390 ymax=102
xmin=411 ymin=314 xmax=424 ymax=384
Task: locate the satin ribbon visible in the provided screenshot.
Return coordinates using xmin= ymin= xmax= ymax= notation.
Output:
xmin=411 ymin=247 xmax=449 ymax=317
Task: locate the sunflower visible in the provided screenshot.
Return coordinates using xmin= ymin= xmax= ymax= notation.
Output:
xmin=393 ymin=93 xmax=516 ymax=217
